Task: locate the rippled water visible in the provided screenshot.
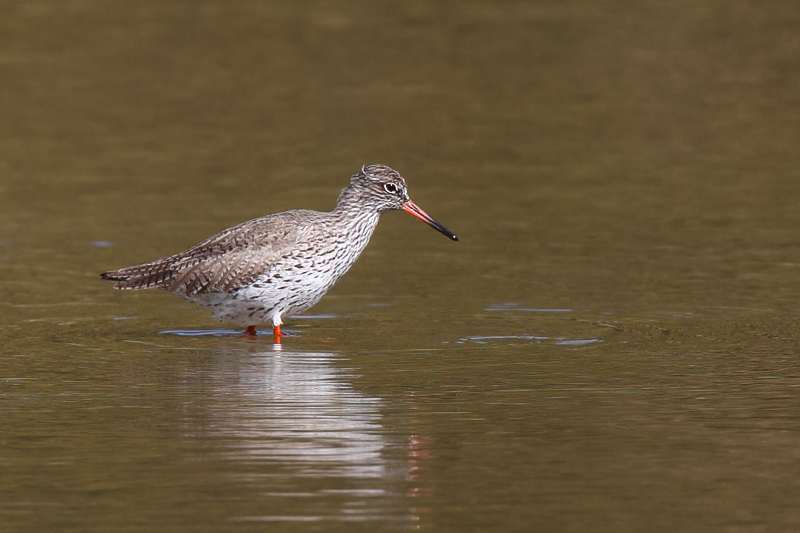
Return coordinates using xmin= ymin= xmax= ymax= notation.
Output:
xmin=3 ymin=1 xmax=800 ymax=531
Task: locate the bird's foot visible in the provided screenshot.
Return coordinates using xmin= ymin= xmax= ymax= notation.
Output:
xmin=242 ymin=325 xmax=288 ymax=343
xmin=272 ymin=325 xmax=288 ymax=344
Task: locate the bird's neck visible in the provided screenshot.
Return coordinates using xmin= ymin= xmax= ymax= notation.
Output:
xmin=332 ymin=203 xmax=380 ymax=232
xmin=329 ymin=195 xmax=380 ymax=248
xmin=334 ymin=185 xmax=360 ymax=210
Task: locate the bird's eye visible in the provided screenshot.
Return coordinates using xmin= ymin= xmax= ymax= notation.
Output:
xmin=383 ymin=183 xmax=398 ymax=194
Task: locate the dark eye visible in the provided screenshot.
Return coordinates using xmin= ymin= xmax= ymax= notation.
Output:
xmin=383 ymin=183 xmax=398 ymax=194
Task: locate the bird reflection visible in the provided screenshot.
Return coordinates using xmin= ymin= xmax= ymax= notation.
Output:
xmin=182 ymin=348 xmax=424 ymax=526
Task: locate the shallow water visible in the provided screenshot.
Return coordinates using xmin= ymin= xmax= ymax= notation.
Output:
xmin=3 ymin=1 xmax=800 ymax=531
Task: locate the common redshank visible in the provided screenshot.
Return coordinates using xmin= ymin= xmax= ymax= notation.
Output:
xmin=101 ymin=164 xmax=457 ymax=343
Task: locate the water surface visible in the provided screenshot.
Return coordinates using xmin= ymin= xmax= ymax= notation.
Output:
xmin=2 ymin=1 xmax=800 ymax=531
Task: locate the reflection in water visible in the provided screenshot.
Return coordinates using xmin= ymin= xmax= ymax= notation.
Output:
xmin=185 ymin=349 xmax=421 ymax=525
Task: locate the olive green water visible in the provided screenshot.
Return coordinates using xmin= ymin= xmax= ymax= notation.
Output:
xmin=3 ymin=1 xmax=800 ymax=531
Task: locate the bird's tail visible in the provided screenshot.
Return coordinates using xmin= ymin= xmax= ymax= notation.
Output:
xmin=100 ymin=260 xmax=177 ymax=290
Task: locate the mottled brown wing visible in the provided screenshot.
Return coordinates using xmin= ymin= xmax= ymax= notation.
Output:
xmin=101 ymin=211 xmax=312 ymax=294
xmin=167 ymin=244 xmax=289 ymax=295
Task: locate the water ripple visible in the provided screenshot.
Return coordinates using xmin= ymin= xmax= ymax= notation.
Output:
xmin=485 ymin=302 xmax=572 ymax=313
xmin=455 ymin=334 xmax=602 ymax=346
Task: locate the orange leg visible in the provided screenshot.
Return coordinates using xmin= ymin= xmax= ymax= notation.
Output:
xmin=244 ymin=325 xmax=257 ymax=337
xmin=273 ymin=325 xmax=286 ymax=344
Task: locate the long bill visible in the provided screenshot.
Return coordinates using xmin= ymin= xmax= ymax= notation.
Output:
xmin=402 ymin=200 xmax=459 ymax=241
